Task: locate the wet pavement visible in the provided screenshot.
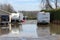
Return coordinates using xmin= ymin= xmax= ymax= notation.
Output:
xmin=0 ymin=20 xmax=60 ymax=40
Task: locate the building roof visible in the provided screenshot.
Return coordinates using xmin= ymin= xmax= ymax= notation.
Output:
xmin=0 ymin=9 xmax=10 ymax=15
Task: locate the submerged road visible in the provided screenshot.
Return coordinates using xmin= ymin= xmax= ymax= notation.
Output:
xmin=0 ymin=20 xmax=60 ymax=40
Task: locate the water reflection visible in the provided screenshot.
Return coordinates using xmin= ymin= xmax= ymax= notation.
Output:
xmin=50 ymin=23 xmax=60 ymax=35
xmin=0 ymin=23 xmax=22 ymax=36
xmin=37 ymin=24 xmax=60 ymax=35
xmin=11 ymin=24 xmax=21 ymax=30
xmin=0 ymin=25 xmax=10 ymax=35
xmin=19 ymin=24 xmax=38 ymax=38
xmin=37 ymin=25 xmax=50 ymax=37
xmin=0 ymin=23 xmax=60 ymax=37
xmin=11 ymin=24 xmax=22 ymax=34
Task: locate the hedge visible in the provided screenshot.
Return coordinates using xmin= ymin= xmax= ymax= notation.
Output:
xmin=41 ymin=9 xmax=60 ymax=22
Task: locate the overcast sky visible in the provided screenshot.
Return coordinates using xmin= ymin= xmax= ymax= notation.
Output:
xmin=0 ymin=0 xmax=60 ymax=11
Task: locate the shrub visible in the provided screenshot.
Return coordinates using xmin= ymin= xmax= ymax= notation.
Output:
xmin=41 ymin=9 xmax=60 ymax=22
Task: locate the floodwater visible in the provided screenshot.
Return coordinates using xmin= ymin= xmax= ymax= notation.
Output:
xmin=0 ymin=20 xmax=60 ymax=40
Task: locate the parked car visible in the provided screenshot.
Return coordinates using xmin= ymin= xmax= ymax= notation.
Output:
xmin=0 ymin=15 xmax=9 ymax=25
xmin=37 ymin=12 xmax=50 ymax=25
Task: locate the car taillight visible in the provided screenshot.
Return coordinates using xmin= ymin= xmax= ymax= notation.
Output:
xmin=21 ymin=20 xmax=25 ymax=22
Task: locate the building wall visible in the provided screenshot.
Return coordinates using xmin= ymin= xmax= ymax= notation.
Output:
xmin=0 ymin=10 xmax=11 ymax=22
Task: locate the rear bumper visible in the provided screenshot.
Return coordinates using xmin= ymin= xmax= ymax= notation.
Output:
xmin=11 ymin=19 xmax=20 ymax=22
xmin=37 ymin=20 xmax=50 ymax=24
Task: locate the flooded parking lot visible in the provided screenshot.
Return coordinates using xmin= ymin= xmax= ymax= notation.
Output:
xmin=0 ymin=20 xmax=60 ymax=40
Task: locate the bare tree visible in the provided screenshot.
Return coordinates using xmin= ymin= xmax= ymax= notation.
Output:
xmin=7 ymin=4 xmax=16 ymax=13
xmin=41 ymin=0 xmax=53 ymax=10
xmin=41 ymin=0 xmax=59 ymax=9
xmin=45 ymin=0 xmax=53 ymax=9
xmin=55 ymin=0 xmax=57 ymax=9
xmin=0 ymin=4 xmax=16 ymax=13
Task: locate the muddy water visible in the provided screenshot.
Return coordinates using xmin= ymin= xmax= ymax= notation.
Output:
xmin=0 ymin=22 xmax=60 ymax=38
xmin=50 ymin=24 xmax=60 ymax=35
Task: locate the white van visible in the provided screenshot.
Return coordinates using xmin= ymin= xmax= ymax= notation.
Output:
xmin=37 ymin=12 xmax=50 ymax=24
xmin=11 ymin=13 xmax=23 ymax=22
